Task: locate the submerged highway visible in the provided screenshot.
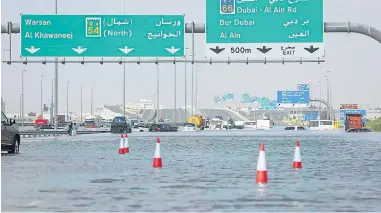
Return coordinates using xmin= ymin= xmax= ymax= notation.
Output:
xmin=2 ymin=130 xmax=381 ymax=211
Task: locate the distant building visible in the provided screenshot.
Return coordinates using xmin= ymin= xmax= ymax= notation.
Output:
xmin=1 ymin=97 xmax=6 ymax=113
xmin=126 ymin=99 xmax=155 ymax=110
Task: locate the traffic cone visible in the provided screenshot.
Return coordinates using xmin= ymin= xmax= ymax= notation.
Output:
xmin=153 ymin=137 xmax=162 ymax=168
xmin=256 ymin=142 xmax=268 ymax=185
xmin=123 ymin=134 xmax=129 ymax=153
xmin=118 ymin=134 xmax=125 ymax=155
xmin=293 ymin=140 xmax=302 ymax=169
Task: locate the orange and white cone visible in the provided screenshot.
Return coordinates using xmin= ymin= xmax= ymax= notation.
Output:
xmin=256 ymin=142 xmax=268 ymax=186
xmin=293 ymin=140 xmax=302 ymax=169
xmin=118 ymin=134 xmax=125 ymax=155
xmin=152 ymin=137 xmax=162 ymax=168
xmin=123 ymin=134 xmax=129 ymax=153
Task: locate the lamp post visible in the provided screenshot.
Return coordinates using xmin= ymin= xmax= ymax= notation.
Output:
xmin=81 ymin=84 xmax=84 ymax=123
xmin=21 ymin=69 xmax=26 ymax=126
xmin=318 ymin=80 xmax=322 ymax=118
xmin=51 ymin=79 xmax=54 ymax=126
xmin=91 ymin=85 xmax=96 ymax=116
xmin=66 ymin=81 xmax=70 ymax=124
xmin=40 ymin=75 xmax=44 ymax=118
xmin=184 ymin=47 xmax=190 ymax=120
xmin=326 ymin=70 xmax=332 ymax=120
xmin=324 ymin=76 xmax=329 ymax=120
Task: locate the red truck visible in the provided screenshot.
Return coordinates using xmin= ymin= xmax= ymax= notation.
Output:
xmin=345 ymin=114 xmax=363 ymax=130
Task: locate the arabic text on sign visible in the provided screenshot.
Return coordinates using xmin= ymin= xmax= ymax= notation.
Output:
xmin=155 ymin=18 xmax=181 ymax=27
xmin=147 ymin=30 xmax=181 ymax=40
xmin=283 ymin=19 xmax=310 ymax=28
xmin=105 ymin=18 xmax=132 ymax=27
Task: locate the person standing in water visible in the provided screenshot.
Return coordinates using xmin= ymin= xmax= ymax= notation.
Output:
xmin=72 ymin=123 xmax=77 ymax=136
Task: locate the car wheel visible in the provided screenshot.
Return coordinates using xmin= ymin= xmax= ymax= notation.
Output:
xmin=10 ymin=137 xmax=20 ymax=154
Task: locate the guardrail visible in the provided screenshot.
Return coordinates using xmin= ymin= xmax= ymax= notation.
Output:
xmin=19 ymin=130 xmax=110 ymax=138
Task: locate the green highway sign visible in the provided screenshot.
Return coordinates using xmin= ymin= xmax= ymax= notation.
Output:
xmin=205 ymin=0 xmax=324 ymax=58
xmin=21 ymin=14 xmax=184 ymax=57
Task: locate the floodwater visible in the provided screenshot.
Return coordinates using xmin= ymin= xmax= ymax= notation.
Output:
xmin=2 ymin=130 xmax=381 ymax=211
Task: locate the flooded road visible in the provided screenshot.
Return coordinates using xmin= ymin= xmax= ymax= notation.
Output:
xmin=2 ymin=130 xmax=381 ymax=211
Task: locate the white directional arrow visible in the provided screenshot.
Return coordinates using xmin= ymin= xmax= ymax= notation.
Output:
xmin=118 ymin=46 xmax=134 ymax=55
xmin=25 ymin=46 xmax=40 ymax=54
xmin=165 ymin=46 xmax=180 ymax=54
xmin=72 ymin=46 xmax=87 ymax=54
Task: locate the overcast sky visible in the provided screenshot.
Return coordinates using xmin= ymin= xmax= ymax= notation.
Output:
xmin=1 ymin=0 xmax=381 ymax=113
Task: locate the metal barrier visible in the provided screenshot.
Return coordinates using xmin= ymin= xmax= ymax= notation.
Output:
xmin=20 ymin=130 xmax=110 ymax=138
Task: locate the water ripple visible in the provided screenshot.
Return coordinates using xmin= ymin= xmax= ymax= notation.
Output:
xmin=2 ymin=132 xmax=381 ymax=211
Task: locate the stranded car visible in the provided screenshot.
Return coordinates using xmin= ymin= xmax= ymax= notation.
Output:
xmin=1 ymin=111 xmax=21 ymax=154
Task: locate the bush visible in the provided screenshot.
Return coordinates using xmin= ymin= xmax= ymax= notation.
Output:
xmin=366 ymin=117 xmax=381 ymax=132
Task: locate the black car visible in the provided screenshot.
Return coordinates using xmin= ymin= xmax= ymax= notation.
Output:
xmin=110 ymin=117 xmax=131 ymax=134
xmin=149 ymin=124 xmax=178 ymax=132
xmin=1 ymin=111 xmax=21 ymax=154
xmin=345 ymin=128 xmax=372 ymax=133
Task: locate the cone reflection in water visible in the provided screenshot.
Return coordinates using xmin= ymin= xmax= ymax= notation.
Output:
xmin=153 ymin=137 xmax=162 ymax=168
xmin=256 ymin=142 xmax=268 ymax=185
xmin=293 ymin=140 xmax=302 ymax=169
xmin=118 ymin=134 xmax=125 ymax=155
xmin=124 ymin=134 xmax=129 ymax=153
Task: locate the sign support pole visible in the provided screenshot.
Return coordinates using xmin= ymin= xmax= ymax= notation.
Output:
xmin=156 ymin=59 xmax=160 ymax=124
xmin=174 ymin=58 xmax=177 ymax=124
xmin=54 ymin=0 xmax=58 ymax=130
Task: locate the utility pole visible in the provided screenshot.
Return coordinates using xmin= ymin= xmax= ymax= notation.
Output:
xmin=54 ymin=0 xmax=59 ymax=130
xmin=81 ymin=84 xmax=84 ymax=123
xmin=40 ymin=75 xmax=44 ymax=118
xmin=66 ymin=81 xmax=70 ymax=124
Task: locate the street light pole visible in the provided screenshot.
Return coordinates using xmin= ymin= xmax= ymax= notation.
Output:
xmin=19 ymin=94 xmax=22 ymax=123
xmin=195 ymin=67 xmax=199 ymax=114
xmin=324 ymin=76 xmax=329 ymax=120
xmin=91 ymin=85 xmax=95 ymax=116
xmin=40 ymin=75 xmax=44 ymax=118
xmin=21 ymin=69 xmax=26 ymax=126
xmin=156 ymin=61 xmax=160 ymax=124
xmin=51 ymin=79 xmax=54 ymax=126
xmin=326 ymin=70 xmax=333 ymax=120
xmin=184 ymin=48 xmax=188 ymax=120
xmin=81 ymin=84 xmax=84 ymax=123
xmin=318 ymin=80 xmax=322 ymax=118
xmin=66 ymin=81 xmax=70 ymax=124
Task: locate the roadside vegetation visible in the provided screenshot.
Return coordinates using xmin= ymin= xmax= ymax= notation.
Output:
xmin=366 ymin=117 xmax=381 ymax=132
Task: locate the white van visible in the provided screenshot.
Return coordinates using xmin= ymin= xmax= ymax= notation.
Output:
xmin=309 ymin=120 xmax=334 ymax=131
